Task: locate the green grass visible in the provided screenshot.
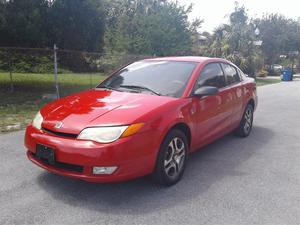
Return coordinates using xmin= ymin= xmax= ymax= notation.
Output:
xmin=0 ymin=72 xmax=106 ymax=133
xmin=256 ymin=77 xmax=281 ymax=86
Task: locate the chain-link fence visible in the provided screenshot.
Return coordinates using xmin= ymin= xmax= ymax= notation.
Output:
xmin=0 ymin=46 xmax=150 ymax=97
xmin=0 ymin=46 xmax=150 ymax=132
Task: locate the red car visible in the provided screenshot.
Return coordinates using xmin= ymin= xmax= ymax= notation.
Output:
xmin=25 ymin=57 xmax=257 ymax=186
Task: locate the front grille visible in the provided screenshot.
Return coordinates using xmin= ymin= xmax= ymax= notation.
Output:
xmin=42 ymin=127 xmax=78 ymax=139
xmin=32 ymin=153 xmax=84 ymax=173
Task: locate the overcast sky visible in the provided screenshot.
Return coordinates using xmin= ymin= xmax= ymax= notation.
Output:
xmin=181 ymin=0 xmax=300 ymax=32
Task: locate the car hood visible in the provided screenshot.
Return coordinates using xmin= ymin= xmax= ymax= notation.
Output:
xmin=41 ymin=89 xmax=175 ymax=134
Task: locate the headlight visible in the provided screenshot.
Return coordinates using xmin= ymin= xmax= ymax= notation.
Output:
xmin=32 ymin=111 xmax=43 ymax=130
xmin=77 ymin=123 xmax=144 ymax=143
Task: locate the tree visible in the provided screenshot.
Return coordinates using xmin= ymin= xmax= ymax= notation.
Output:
xmin=209 ymin=24 xmax=231 ymax=57
xmin=0 ymin=0 xmax=50 ymax=47
xmin=203 ymin=3 xmax=262 ymax=74
xmin=49 ymin=0 xmax=105 ymax=51
xmin=0 ymin=0 xmax=106 ymax=51
xmin=104 ymin=0 xmax=200 ymax=56
xmin=258 ymin=14 xmax=300 ymax=65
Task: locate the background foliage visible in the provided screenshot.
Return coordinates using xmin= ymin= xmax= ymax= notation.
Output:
xmin=0 ymin=0 xmax=300 ymax=75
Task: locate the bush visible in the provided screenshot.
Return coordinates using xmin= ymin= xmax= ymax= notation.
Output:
xmin=226 ymin=54 xmax=256 ymax=75
xmin=0 ymin=49 xmax=150 ymax=74
xmin=257 ymin=69 xmax=268 ymax=77
xmin=0 ymin=50 xmax=54 ymax=73
xmin=88 ymin=53 xmax=149 ymax=73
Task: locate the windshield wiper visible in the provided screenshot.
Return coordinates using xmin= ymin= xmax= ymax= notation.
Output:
xmin=119 ymin=85 xmax=161 ymax=96
xmin=96 ymin=84 xmax=120 ymax=91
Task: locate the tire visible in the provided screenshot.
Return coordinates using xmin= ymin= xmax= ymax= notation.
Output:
xmin=234 ymin=103 xmax=254 ymax=137
xmin=152 ymin=129 xmax=188 ymax=186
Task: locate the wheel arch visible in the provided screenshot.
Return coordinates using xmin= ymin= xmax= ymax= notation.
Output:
xmin=167 ymin=122 xmax=192 ymax=149
xmin=247 ymin=98 xmax=255 ymax=108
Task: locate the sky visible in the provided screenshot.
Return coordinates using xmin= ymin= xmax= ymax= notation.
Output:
xmin=181 ymin=0 xmax=300 ymax=32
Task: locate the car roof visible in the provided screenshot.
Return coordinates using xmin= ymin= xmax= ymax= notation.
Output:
xmin=145 ymin=56 xmax=229 ymax=64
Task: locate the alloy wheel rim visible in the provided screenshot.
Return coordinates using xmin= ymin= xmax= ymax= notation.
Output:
xmin=244 ymin=107 xmax=253 ymax=134
xmin=164 ymin=137 xmax=186 ymax=178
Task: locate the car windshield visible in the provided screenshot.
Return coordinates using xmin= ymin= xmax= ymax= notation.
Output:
xmin=97 ymin=60 xmax=197 ymax=97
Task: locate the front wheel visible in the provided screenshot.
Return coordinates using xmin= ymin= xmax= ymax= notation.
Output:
xmin=234 ymin=104 xmax=254 ymax=137
xmin=152 ymin=129 xmax=188 ymax=186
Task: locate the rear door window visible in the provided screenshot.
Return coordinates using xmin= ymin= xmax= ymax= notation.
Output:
xmin=221 ymin=63 xmax=240 ymax=85
xmin=195 ymin=63 xmax=226 ymax=89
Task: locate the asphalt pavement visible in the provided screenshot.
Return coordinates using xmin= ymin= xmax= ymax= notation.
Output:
xmin=1 ymin=80 xmax=300 ymax=225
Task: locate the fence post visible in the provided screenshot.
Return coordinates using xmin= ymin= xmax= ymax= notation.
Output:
xmin=8 ymin=52 xmax=14 ymax=93
xmin=53 ymin=44 xmax=60 ymax=99
xmin=90 ymin=73 xmax=92 ymax=89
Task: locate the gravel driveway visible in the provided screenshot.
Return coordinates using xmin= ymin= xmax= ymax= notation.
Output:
xmin=1 ymin=80 xmax=300 ymax=225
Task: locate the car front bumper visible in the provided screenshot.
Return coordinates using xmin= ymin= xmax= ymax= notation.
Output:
xmin=25 ymin=125 xmax=159 ymax=183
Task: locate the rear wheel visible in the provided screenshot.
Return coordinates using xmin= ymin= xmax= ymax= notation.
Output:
xmin=234 ymin=104 xmax=254 ymax=137
xmin=152 ymin=129 xmax=188 ymax=186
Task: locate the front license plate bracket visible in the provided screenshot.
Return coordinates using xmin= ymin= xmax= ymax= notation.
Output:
xmin=36 ymin=144 xmax=55 ymax=165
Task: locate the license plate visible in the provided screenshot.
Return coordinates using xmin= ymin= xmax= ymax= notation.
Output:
xmin=36 ymin=144 xmax=55 ymax=165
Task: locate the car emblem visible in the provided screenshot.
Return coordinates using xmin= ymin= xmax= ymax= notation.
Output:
xmin=54 ymin=121 xmax=63 ymax=129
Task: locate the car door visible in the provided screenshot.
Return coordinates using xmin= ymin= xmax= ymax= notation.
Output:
xmin=191 ymin=62 xmax=234 ymax=146
xmin=221 ymin=63 xmax=244 ymax=126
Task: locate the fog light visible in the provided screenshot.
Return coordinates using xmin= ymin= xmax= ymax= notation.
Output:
xmin=93 ymin=166 xmax=117 ymax=175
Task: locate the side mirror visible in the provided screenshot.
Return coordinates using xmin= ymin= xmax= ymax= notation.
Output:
xmin=193 ymin=86 xmax=219 ymax=97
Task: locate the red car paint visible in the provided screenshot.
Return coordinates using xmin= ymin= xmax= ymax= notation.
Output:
xmin=25 ymin=57 xmax=257 ymax=183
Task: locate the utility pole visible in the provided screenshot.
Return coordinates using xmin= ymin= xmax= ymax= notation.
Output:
xmin=53 ymin=44 xmax=60 ymax=99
